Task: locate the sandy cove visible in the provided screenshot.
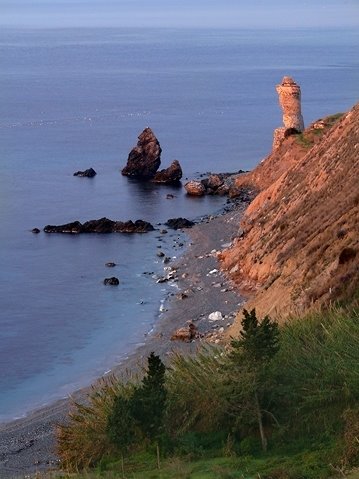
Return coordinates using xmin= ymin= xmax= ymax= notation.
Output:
xmin=0 ymin=204 xmax=246 ymax=478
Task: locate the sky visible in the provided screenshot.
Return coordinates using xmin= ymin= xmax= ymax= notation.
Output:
xmin=0 ymin=0 xmax=358 ymax=29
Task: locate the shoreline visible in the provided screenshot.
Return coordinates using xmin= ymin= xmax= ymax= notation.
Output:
xmin=0 ymin=202 xmax=246 ymax=478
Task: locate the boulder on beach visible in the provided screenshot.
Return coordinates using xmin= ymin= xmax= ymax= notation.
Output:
xmin=165 ymin=217 xmax=195 ymax=230
xmin=73 ymin=167 xmax=97 ymax=178
xmin=104 ymin=277 xmax=119 ymax=286
xmin=171 ymin=321 xmax=198 ymax=342
xmin=152 ymin=160 xmax=183 ymax=184
xmin=121 ymin=127 xmax=162 ymax=179
xmin=44 ymin=217 xmax=154 ymax=234
xmin=184 ymin=180 xmax=206 ymax=196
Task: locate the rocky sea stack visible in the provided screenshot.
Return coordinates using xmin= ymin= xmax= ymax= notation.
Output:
xmin=121 ymin=127 xmax=162 ymax=179
xmin=122 ymin=127 xmax=183 ymax=183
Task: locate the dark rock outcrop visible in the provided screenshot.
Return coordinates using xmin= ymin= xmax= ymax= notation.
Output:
xmin=44 ymin=217 xmax=154 ymax=234
xmin=73 ymin=168 xmax=97 ymax=178
xmin=31 ymin=228 xmax=41 ymax=234
xmin=165 ymin=218 xmax=195 ymax=230
xmin=122 ymin=127 xmax=162 ymax=179
xmin=152 ymin=160 xmax=182 ymax=184
xmin=103 ymin=277 xmax=119 ymax=286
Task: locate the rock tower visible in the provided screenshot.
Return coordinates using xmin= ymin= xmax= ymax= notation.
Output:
xmin=273 ymin=76 xmax=304 ymax=149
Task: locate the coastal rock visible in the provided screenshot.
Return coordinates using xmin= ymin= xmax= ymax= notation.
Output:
xmin=31 ymin=228 xmax=41 ymax=234
xmin=103 ymin=277 xmax=119 ymax=286
xmin=73 ymin=167 xmax=97 ymax=178
xmin=184 ymin=172 xmax=248 ymax=198
xmin=105 ymin=262 xmax=117 ymax=267
xmin=44 ymin=217 xmax=154 ymax=234
xmin=171 ymin=321 xmax=198 ymax=342
xmin=121 ymin=127 xmax=162 ymax=179
xmin=228 ymin=186 xmax=253 ymax=202
xmin=44 ymin=221 xmax=83 ymax=234
xmin=202 ymin=174 xmax=223 ymax=190
xmin=152 ymin=160 xmax=183 ymax=184
xmin=165 ymin=217 xmax=195 ymax=230
xmin=273 ymin=76 xmax=304 ymax=149
xmin=184 ymin=180 xmax=206 ymax=196
xmin=176 ymin=292 xmax=188 ymax=300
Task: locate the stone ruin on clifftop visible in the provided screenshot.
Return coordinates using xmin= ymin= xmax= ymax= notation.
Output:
xmin=273 ymin=76 xmax=305 ymax=149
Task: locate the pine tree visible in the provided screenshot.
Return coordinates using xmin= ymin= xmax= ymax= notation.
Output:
xmin=129 ymin=352 xmax=167 ymax=440
xmin=228 ymin=309 xmax=279 ymax=451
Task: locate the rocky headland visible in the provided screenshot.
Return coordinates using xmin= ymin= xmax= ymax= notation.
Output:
xmin=220 ymin=102 xmax=359 ymax=324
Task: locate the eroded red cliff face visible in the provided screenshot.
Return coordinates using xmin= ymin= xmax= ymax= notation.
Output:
xmin=220 ymin=103 xmax=359 ymax=324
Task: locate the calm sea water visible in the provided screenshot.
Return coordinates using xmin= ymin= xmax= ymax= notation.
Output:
xmin=0 ymin=27 xmax=358 ymax=422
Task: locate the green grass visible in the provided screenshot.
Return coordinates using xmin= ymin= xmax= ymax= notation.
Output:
xmin=295 ymin=132 xmax=315 ymax=149
xmin=40 ymin=447 xmax=355 ymax=479
xmin=295 ymin=111 xmax=344 ymax=149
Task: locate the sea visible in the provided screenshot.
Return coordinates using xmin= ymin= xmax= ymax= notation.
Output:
xmin=0 ymin=27 xmax=358 ymax=422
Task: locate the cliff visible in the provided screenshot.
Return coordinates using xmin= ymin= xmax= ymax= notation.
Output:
xmin=220 ymin=103 xmax=359 ymax=324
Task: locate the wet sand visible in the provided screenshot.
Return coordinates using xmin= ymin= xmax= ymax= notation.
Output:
xmin=0 ymin=204 xmax=245 ymax=478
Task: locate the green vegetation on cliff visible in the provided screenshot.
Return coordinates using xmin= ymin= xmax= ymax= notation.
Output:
xmin=54 ymin=298 xmax=359 ymax=478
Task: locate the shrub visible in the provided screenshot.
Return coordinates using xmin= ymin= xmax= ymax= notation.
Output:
xmin=57 ymin=376 xmax=135 ymax=472
xmin=165 ymin=347 xmax=230 ymax=435
xmin=270 ymin=305 xmax=359 ymax=436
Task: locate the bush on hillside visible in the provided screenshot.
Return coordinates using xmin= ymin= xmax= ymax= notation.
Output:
xmin=57 ymin=376 xmax=135 ymax=471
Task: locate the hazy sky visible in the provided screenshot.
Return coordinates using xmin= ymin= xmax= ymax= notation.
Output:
xmin=0 ymin=0 xmax=358 ymax=28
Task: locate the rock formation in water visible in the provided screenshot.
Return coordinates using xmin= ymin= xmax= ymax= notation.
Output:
xmin=103 ymin=277 xmax=119 ymax=286
xmin=273 ymin=76 xmax=304 ymax=149
xmin=121 ymin=127 xmax=162 ymax=179
xmin=73 ymin=168 xmax=97 ymax=178
xmin=165 ymin=217 xmax=195 ymax=230
xmin=122 ymin=128 xmax=183 ymax=182
xmin=44 ymin=217 xmax=154 ymax=234
xmin=184 ymin=180 xmax=206 ymax=196
xmin=152 ymin=160 xmax=182 ymax=184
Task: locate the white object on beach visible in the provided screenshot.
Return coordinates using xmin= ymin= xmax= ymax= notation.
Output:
xmin=208 ymin=311 xmax=224 ymax=321
xmin=208 ymin=269 xmax=218 ymax=275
